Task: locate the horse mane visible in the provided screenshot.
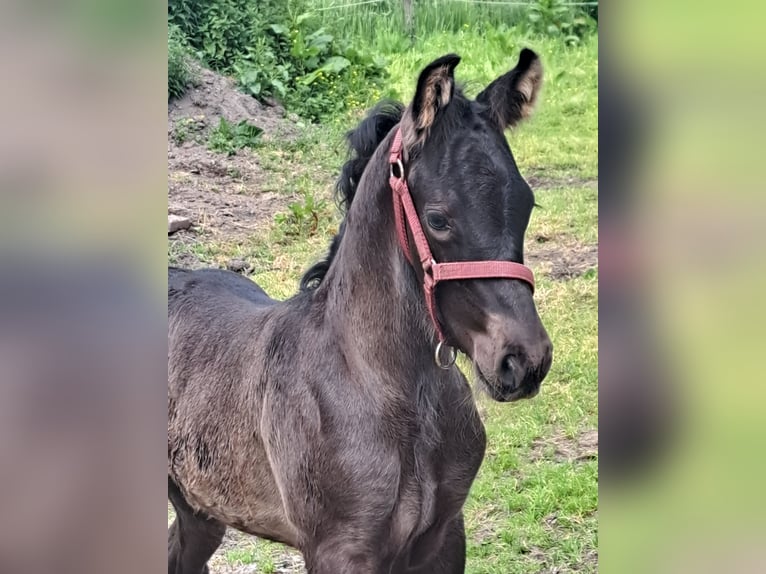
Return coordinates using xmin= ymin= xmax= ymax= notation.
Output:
xmin=300 ymin=100 xmax=404 ymax=291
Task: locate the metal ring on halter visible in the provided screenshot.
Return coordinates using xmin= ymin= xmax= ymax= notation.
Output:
xmin=434 ymin=341 xmax=457 ymax=369
xmin=390 ymin=159 xmax=404 ymax=180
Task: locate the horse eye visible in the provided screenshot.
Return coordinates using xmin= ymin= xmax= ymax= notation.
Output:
xmin=426 ymin=213 xmax=449 ymax=231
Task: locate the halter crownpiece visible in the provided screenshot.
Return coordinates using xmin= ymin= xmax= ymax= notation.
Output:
xmin=388 ymin=127 xmax=536 ymax=356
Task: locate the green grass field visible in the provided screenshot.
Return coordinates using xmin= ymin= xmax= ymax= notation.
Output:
xmin=168 ymin=17 xmax=598 ymax=574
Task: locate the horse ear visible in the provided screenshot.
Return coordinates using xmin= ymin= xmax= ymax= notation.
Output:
xmin=477 ymin=48 xmax=543 ymax=130
xmin=410 ymin=54 xmax=461 ymax=135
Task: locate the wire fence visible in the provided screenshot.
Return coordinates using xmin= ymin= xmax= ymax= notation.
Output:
xmin=315 ymin=0 xmax=598 ymax=9
xmin=310 ymin=0 xmax=598 ymax=42
xmin=314 ymin=0 xmax=387 ymax=9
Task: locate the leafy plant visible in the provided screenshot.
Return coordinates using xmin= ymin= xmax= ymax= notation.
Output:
xmin=279 ymin=17 xmax=386 ymax=121
xmin=168 ymin=24 xmax=195 ymax=101
xmin=233 ymin=36 xmax=290 ymax=100
xmin=527 ymin=0 xmax=595 ymax=46
xmin=169 ymin=0 xmax=291 ymax=70
xmin=207 ymin=118 xmax=263 ymax=156
xmin=274 ymin=191 xmax=328 ymax=237
xmin=242 ymin=14 xmax=387 ymax=121
xmin=168 ymin=0 xmax=386 ymax=122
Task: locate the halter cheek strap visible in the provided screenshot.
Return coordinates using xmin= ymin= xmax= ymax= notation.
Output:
xmin=388 ymin=128 xmax=535 ymax=350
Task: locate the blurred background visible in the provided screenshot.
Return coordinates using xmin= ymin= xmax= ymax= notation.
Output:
xmin=600 ymin=1 xmax=766 ymax=572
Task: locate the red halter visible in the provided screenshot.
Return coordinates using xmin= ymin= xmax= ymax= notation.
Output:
xmin=388 ymin=128 xmax=535 ymax=348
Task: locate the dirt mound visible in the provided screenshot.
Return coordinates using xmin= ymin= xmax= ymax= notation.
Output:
xmin=169 ymin=67 xmax=301 ymax=141
xmin=168 ymin=67 xmax=301 ymax=244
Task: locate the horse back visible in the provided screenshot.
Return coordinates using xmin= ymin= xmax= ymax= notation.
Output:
xmin=168 ymin=267 xmax=275 ymax=309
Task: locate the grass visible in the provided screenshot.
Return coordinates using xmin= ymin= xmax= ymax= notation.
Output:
xmin=461 ymin=192 xmax=598 ymax=572
xmin=375 ymin=30 xmax=598 ymax=181
xmin=533 ymin=185 xmax=599 ymax=245
xmin=168 ymin=21 xmax=597 ymax=574
xmin=225 ymin=543 xmax=278 ymax=573
xmin=311 ymin=0 xmax=529 ymax=38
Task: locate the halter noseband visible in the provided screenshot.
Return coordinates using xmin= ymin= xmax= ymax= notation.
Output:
xmin=388 ymin=128 xmax=535 ymax=367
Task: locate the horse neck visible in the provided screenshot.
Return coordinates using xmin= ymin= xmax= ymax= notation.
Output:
xmin=321 ymin=138 xmax=437 ymax=375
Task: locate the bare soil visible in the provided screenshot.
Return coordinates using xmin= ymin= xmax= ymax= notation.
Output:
xmin=168 ymin=68 xmax=302 ymax=243
xmin=527 ymin=237 xmax=598 ymax=280
xmin=527 ymin=175 xmax=598 ymax=191
xmin=530 ymin=429 xmax=599 ymax=463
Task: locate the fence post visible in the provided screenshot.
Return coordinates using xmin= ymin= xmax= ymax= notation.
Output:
xmin=403 ymin=0 xmax=415 ymax=43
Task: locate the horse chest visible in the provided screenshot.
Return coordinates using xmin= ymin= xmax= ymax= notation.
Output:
xmin=392 ymin=389 xmax=486 ymax=551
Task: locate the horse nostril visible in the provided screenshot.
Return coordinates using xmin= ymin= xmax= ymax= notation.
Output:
xmin=501 ymin=354 xmax=516 ymax=376
xmin=496 ymin=345 xmax=525 ymax=387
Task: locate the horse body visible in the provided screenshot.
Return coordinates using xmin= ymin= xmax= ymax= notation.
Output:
xmin=168 ymin=268 xmax=296 ymax=544
xmin=169 ymin=49 xmax=552 ymax=573
xmin=168 ymin=227 xmax=486 ymax=571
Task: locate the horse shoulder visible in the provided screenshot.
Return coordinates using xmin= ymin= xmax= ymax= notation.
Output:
xmin=259 ymin=349 xmax=403 ymax=548
xmin=403 ymin=375 xmax=485 ymax=568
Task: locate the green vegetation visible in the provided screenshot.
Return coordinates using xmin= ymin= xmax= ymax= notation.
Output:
xmin=168 ymin=0 xmax=386 ymax=120
xmin=313 ymin=0 xmax=527 ymax=38
xmin=168 ymin=1 xmax=597 ymax=571
xmin=312 ymin=0 xmax=595 ymax=46
xmin=379 ymin=31 xmax=598 ymax=181
xmin=172 ymin=116 xmax=206 ymax=145
xmin=167 ymin=0 xmax=595 ymax=119
xmin=167 ymin=23 xmax=195 ymax=101
xmin=526 ymin=0 xmax=594 ymax=45
xmin=274 ymin=190 xmax=330 ymax=239
xmin=207 ymin=118 xmax=263 ymax=156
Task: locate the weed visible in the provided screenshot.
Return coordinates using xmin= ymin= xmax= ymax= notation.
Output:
xmin=207 ymin=118 xmax=263 ymax=156
xmin=274 ymin=190 xmax=328 ymax=238
xmin=172 ymin=116 xmax=205 ymax=145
